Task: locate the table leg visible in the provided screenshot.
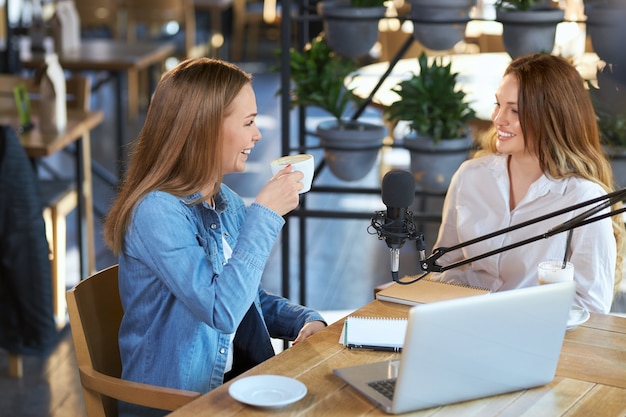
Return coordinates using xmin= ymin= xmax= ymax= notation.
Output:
xmin=89 ymin=70 xmax=125 ymax=187
xmin=92 ymin=68 xmax=148 ymax=187
xmin=210 ymin=7 xmax=223 ymax=58
xmin=109 ymin=64 xmax=162 ymax=184
xmin=74 ymin=138 xmax=85 ymax=279
xmin=8 ymin=353 xmax=22 ymax=378
xmin=75 ymin=133 xmax=95 ymax=278
xmin=147 ymin=65 xmax=155 ymax=96
xmin=113 ymin=70 xmax=125 ymax=181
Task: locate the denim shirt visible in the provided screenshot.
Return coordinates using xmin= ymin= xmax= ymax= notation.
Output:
xmin=117 ymin=184 xmax=324 ymax=402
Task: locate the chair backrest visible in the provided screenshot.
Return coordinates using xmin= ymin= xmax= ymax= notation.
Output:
xmin=230 ymin=0 xmax=289 ymax=61
xmin=230 ymin=0 xmax=263 ymax=61
xmin=74 ymin=0 xmax=122 ymax=39
xmin=123 ymin=0 xmax=205 ymax=58
xmin=232 ymin=0 xmax=263 ymax=21
xmin=67 ymin=264 xmax=123 ymax=416
xmin=0 ymin=73 xmax=91 ymax=113
xmin=66 ymin=265 xmax=200 ymax=417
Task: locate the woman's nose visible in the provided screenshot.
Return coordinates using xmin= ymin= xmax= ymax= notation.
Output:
xmin=492 ymin=109 xmax=506 ymax=125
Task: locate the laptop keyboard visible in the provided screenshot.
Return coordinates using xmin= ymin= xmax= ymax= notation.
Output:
xmin=368 ymin=378 xmax=397 ymax=400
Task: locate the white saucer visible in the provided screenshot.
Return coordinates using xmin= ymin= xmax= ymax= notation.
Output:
xmin=567 ymin=305 xmax=590 ymax=331
xmin=228 ymin=375 xmax=307 ymax=408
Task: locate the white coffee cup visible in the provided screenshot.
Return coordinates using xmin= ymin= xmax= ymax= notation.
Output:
xmin=270 ymin=154 xmax=314 ymax=194
xmin=537 ymin=260 xmax=574 ymax=285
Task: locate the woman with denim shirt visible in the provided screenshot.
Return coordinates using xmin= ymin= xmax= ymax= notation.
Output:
xmin=103 ymin=58 xmax=326 ymax=416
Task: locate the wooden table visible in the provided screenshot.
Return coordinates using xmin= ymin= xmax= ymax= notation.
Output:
xmin=167 ymin=299 xmax=626 ymax=416
xmin=0 ymin=109 xmax=105 ymax=282
xmin=20 ymin=39 xmax=176 ymax=184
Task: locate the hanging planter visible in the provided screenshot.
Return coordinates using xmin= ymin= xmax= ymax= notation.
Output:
xmin=495 ymin=0 xmax=565 ymax=59
xmin=317 ymin=0 xmax=387 ymax=59
xmin=588 ymin=64 xmax=626 ymax=187
xmin=402 ymin=132 xmax=473 ymax=192
xmin=279 ymin=35 xmax=387 ymax=182
xmin=585 ymin=1 xmax=626 ymax=69
xmin=604 ymin=146 xmax=626 ymax=188
xmin=317 ymin=120 xmax=386 ymax=181
xmin=406 ymin=0 xmax=475 ymax=51
xmin=384 ymin=53 xmax=476 ymax=192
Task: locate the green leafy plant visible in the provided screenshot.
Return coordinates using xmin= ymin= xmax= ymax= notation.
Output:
xmin=494 ymin=0 xmax=552 ymax=11
xmin=384 ymin=52 xmax=476 ymax=143
xmin=276 ymin=35 xmax=361 ymax=124
xmin=351 ymin=0 xmax=386 ymax=7
xmin=588 ymin=65 xmax=626 ymax=148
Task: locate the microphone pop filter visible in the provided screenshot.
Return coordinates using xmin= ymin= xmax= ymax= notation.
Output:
xmin=382 ymin=170 xmax=415 ymax=208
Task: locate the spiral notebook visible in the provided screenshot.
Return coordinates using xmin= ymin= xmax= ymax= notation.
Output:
xmin=341 ymin=316 xmax=408 ymax=351
xmin=375 ymin=277 xmax=490 ymax=306
xmin=334 ymin=282 xmax=576 ymax=414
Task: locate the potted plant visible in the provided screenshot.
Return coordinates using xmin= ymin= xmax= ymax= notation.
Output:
xmin=384 ymin=52 xmax=476 ymax=192
xmin=279 ymin=35 xmax=386 ymax=181
xmin=405 ymin=0 xmax=476 ymax=51
xmin=588 ymin=64 xmax=626 ymax=186
xmin=316 ymin=0 xmax=388 ymax=59
xmin=585 ymin=0 xmax=626 ymax=69
xmin=495 ymin=0 xmax=565 ymax=59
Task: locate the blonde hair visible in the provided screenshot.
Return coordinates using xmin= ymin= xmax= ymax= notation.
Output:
xmin=478 ymin=53 xmax=625 ymax=296
xmin=103 ymin=58 xmax=252 ymax=255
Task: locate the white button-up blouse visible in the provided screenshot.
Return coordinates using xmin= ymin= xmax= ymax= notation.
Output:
xmin=430 ymin=154 xmax=617 ymax=313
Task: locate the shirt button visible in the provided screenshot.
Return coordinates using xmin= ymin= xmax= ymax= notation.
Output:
xmin=224 ymin=232 xmax=230 ymax=237
xmin=219 ymin=348 xmax=225 ymax=354
xmin=210 ymin=224 xmax=217 ymax=229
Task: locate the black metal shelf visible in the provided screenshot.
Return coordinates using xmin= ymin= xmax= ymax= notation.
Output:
xmin=277 ymin=0 xmax=445 ymax=305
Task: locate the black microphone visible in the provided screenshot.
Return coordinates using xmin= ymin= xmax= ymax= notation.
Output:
xmin=374 ymin=170 xmax=417 ymax=281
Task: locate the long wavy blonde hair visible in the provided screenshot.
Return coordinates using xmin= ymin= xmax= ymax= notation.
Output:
xmin=103 ymin=58 xmax=252 ymax=255
xmin=477 ymin=54 xmax=625 ymax=296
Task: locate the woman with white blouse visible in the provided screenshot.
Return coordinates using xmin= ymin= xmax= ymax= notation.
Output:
xmin=430 ymin=53 xmax=625 ymax=314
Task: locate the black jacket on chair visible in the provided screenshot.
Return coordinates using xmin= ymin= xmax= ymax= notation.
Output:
xmin=0 ymin=125 xmax=57 ymax=355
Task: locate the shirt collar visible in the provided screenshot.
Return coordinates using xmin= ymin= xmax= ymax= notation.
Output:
xmin=489 ymin=154 xmax=569 ymax=199
xmin=184 ymin=187 xmax=230 ymax=212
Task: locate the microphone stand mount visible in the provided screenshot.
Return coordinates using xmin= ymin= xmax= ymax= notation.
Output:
xmin=369 ymin=209 xmax=426 ymax=281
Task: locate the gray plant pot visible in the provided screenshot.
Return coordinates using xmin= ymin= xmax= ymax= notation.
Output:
xmin=407 ymin=0 xmax=474 ymax=51
xmin=317 ymin=1 xmax=387 ymax=59
xmin=586 ymin=2 xmax=626 ymax=69
xmin=403 ymin=132 xmax=473 ymax=193
xmin=496 ymin=8 xmax=565 ymax=59
xmin=317 ymin=119 xmax=386 ymax=181
xmin=604 ymin=145 xmax=626 ymax=188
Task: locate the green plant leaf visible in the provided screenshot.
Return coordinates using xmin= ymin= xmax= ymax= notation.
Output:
xmin=351 ymin=0 xmax=385 ymax=7
xmin=280 ymin=35 xmax=359 ymax=122
xmin=384 ymin=52 xmax=476 ymax=142
xmin=495 ymin=0 xmax=545 ymax=11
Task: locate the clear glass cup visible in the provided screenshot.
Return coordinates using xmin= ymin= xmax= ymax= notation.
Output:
xmin=537 ymin=260 xmax=574 ymax=285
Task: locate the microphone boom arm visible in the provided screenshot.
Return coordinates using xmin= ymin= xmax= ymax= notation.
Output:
xmin=419 ymin=188 xmax=626 ymax=275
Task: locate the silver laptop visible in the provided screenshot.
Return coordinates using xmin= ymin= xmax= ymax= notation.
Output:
xmin=333 ymin=281 xmax=575 ymax=414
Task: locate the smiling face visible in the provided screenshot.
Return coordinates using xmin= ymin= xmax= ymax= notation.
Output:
xmin=222 ymin=83 xmax=262 ymax=174
xmin=492 ymin=74 xmax=527 ymax=157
